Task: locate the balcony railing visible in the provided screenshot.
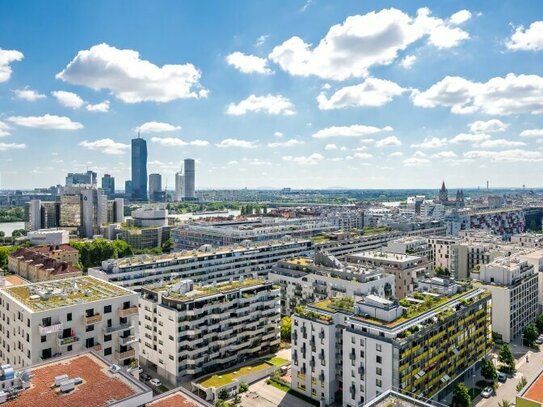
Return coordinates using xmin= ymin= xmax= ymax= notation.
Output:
xmin=119 ymin=335 xmax=137 ymax=346
xmin=115 ymin=348 xmax=136 ymax=360
xmin=83 ymin=314 xmax=102 ymax=325
xmin=39 ymin=322 xmax=63 ymax=335
xmin=118 ymin=306 xmax=138 ymax=318
xmin=58 ymin=335 xmax=80 ymax=346
xmin=103 ymin=323 xmax=133 ymax=334
xmin=88 ymin=343 xmax=102 ymax=352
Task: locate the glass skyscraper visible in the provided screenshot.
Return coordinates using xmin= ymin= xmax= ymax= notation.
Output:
xmin=131 ymin=137 xmax=147 ymax=201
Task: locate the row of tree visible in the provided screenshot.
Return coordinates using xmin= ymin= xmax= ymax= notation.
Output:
xmin=240 ymin=204 xmax=267 ymax=216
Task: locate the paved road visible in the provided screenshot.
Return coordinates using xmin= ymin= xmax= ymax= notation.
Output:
xmin=240 ymin=378 xmax=313 ymax=407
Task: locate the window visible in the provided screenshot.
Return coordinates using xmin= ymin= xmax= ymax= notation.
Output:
xmin=67 ymin=345 xmax=72 ymax=352
xmin=376 ymin=356 xmax=382 ymax=364
xmin=104 ymin=347 xmax=112 ymax=356
xmin=86 ymin=325 xmax=94 ymax=332
xmin=104 ymin=305 xmax=112 ymax=314
xmin=376 ymin=367 xmax=382 ymax=376
xmin=376 ymin=344 xmax=382 ymax=352
xmin=104 ymin=334 xmax=112 ymax=342
xmin=41 ymin=336 xmax=46 ymax=343
xmin=67 ymin=313 xmax=72 ymax=322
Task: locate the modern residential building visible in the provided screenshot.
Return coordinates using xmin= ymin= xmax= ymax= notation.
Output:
xmin=0 ymin=276 xmax=139 ymax=368
xmin=184 ymin=158 xmax=195 ymax=199
xmin=511 ymin=233 xmax=543 ymax=248
xmin=148 ymin=173 xmax=162 ymax=202
xmin=138 ymin=278 xmax=280 ymax=385
xmin=269 ymin=252 xmax=394 ymax=315
xmin=324 ymin=210 xmax=364 ymax=230
xmin=291 ymin=283 xmax=492 ymax=406
xmin=131 ymin=137 xmax=148 ymax=201
xmin=445 ymin=208 xmax=525 ymax=237
xmin=101 ymin=174 xmax=115 ymax=198
xmin=345 ymin=251 xmax=430 ymax=298
xmin=27 ymin=229 xmax=69 ymax=246
xmin=472 ymin=257 xmax=538 ymax=343
xmin=89 ymin=239 xmax=313 ymax=291
xmin=427 ymin=236 xmax=460 ymax=275
xmin=386 ymin=236 xmax=433 ymax=262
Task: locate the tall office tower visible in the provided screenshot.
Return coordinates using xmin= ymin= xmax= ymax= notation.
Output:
xmin=183 ymin=158 xmax=195 ymax=199
xmin=101 ymin=174 xmax=115 ymax=198
xmin=66 ymin=170 xmax=97 ymax=186
xmin=124 ymin=180 xmax=133 ymax=199
xmin=148 ymin=173 xmax=162 ymax=201
xmin=131 ymin=137 xmax=148 ymax=201
xmin=174 ymin=170 xmax=185 ymax=201
xmin=25 ymin=199 xmax=42 ymax=231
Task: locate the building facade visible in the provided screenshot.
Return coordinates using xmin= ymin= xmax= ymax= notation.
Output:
xmin=131 ymin=137 xmax=148 ymax=201
xmin=148 ymin=173 xmax=162 ymax=202
xmin=184 ymin=158 xmax=195 ymax=199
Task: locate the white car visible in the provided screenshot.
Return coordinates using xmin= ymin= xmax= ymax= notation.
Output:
xmin=481 ymin=387 xmax=493 ymax=398
xmin=149 ymin=378 xmax=162 ymax=387
xmin=109 ymin=364 xmax=122 ymax=374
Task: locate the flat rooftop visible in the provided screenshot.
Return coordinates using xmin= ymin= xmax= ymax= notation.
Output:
xmin=149 ymin=390 xmax=208 ymax=407
xmin=349 ymin=250 xmax=420 ymax=262
xmin=1 ymin=275 xmax=29 ymax=287
xmin=2 ymin=276 xmax=133 ymax=312
xmin=519 ymin=367 xmax=543 ymax=404
xmin=5 ymin=353 xmax=150 ymax=407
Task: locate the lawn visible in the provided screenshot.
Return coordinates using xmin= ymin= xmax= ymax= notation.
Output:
xmin=269 ymin=357 xmax=288 ymax=367
xmin=267 ymin=379 xmax=319 ymax=406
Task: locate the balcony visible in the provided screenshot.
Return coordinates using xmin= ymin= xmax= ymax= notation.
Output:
xmin=119 ymin=335 xmax=137 ymax=346
xmin=58 ymin=334 xmax=80 ymax=347
xmin=118 ymin=306 xmax=138 ymax=318
xmin=103 ymin=323 xmax=133 ymax=334
xmin=39 ymin=322 xmax=63 ymax=335
xmin=114 ymin=348 xmax=136 ymax=361
xmin=83 ymin=314 xmax=102 ymax=325
xmin=88 ymin=343 xmax=102 ymax=352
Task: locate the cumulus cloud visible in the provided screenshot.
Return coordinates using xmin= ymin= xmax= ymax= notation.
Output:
xmin=13 ymin=87 xmax=46 ymax=102
xmin=400 ymin=55 xmax=417 ymax=69
xmin=150 ymin=137 xmax=208 ymax=146
xmin=268 ymin=8 xmax=471 ymax=80
xmin=431 ymin=151 xmax=457 ymax=159
xmin=273 ymin=131 xmax=283 ymax=138
xmin=506 ymin=21 xmax=543 ymax=51
xmin=86 ymin=101 xmax=110 ymax=112
xmin=56 ymin=43 xmax=207 ymax=103
xmin=388 ymin=151 xmax=403 ymax=158
xmin=520 ymin=128 xmax=543 ymax=137
xmin=376 ymin=135 xmax=402 ymax=147
xmin=0 ymin=49 xmax=24 ymax=82
xmin=52 ymin=90 xmax=85 ymax=109
xmin=0 ymin=122 xmax=10 ymax=137
xmin=7 ymin=114 xmax=83 ymax=130
xmin=469 ymin=119 xmax=508 ymax=133
xmin=226 ymin=52 xmax=272 ymax=74
xmin=449 ymin=133 xmax=491 ymax=144
xmin=403 ymin=157 xmax=431 ymax=167
xmin=0 ymin=142 xmax=25 ymax=151
xmin=410 ymin=137 xmax=448 ymax=149
xmin=216 ymin=138 xmax=258 ymax=149
xmin=79 ymin=138 xmax=129 ymax=155
xmin=312 ymin=124 xmax=392 ymax=139
xmin=283 ymin=153 xmax=324 ymax=165
xmin=317 ymin=77 xmax=405 ymax=109
xmin=227 ymin=94 xmax=295 ymax=115
xmin=412 ymin=73 xmax=543 ymax=115
xmin=353 ymin=152 xmax=373 ymax=159
xmin=449 ymin=10 xmax=472 ymax=25
xmin=477 ymin=139 xmax=525 ymax=148
xmin=138 ymin=121 xmax=182 ymax=133
xmin=255 ymin=35 xmax=269 ymax=47
xmin=267 ymin=139 xmax=304 ymax=148
xmin=464 ymin=149 xmax=543 ymax=162
xmin=324 ymin=144 xmax=338 ymax=151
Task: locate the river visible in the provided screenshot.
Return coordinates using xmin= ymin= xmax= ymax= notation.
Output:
xmin=0 ymin=222 xmax=25 ymax=237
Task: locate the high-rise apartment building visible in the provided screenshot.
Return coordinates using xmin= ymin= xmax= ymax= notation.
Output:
xmin=148 ymin=173 xmax=162 ymax=201
xmin=131 ymin=137 xmax=148 ymax=201
xmin=101 ymin=174 xmax=115 ymax=198
xmin=183 ymin=158 xmax=195 ymax=199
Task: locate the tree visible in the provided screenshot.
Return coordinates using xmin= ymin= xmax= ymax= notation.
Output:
xmin=524 ymin=323 xmax=539 ymax=347
xmin=161 ymin=238 xmax=173 ymax=253
xmin=536 ymin=314 xmax=543 ymax=334
xmin=451 ymin=383 xmax=471 ymax=407
xmin=218 ymin=389 xmax=229 ymax=400
xmin=517 ymin=375 xmax=528 ymax=392
xmin=481 ymin=358 xmax=497 ymax=381
xmin=498 ymin=343 xmax=516 ymax=374
xmin=11 ymin=229 xmax=27 ymax=238
xmin=238 ymin=382 xmax=249 ymax=393
xmin=280 ymin=316 xmax=292 ymax=341
xmin=498 ymin=401 xmax=512 ymax=407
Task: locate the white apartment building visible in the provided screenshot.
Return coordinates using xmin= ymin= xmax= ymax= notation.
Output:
xmin=138 ymin=278 xmax=280 ymax=386
xmin=291 ymin=284 xmax=492 ymax=406
xmin=427 ymin=236 xmax=460 ymax=274
xmin=473 ymin=257 xmax=538 ymax=343
xmin=89 ymin=239 xmax=313 ymax=291
xmin=511 ymin=233 xmax=543 ymax=248
xmin=269 ymin=252 xmax=394 ymax=315
xmin=386 ymin=237 xmax=433 ymax=262
xmin=0 ymin=276 xmax=138 ymax=369
xmin=519 ymin=249 xmax=543 ymax=311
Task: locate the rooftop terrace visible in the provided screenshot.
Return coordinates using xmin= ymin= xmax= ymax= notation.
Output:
xmin=518 ymin=366 xmax=543 ymax=405
xmin=3 ymin=276 xmax=133 ymax=312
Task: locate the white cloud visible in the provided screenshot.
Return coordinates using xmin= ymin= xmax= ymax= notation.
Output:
xmin=376 ymin=135 xmax=402 ymax=147
xmin=283 ymin=153 xmax=324 ymax=165
xmin=464 ymin=149 xmax=543 ymax=162
xmin=13 ymin=87 xmax=46 ymax=102
xmin=403 ymin=157 xmax=431 ymax=167
xmin=86 ymin=100 xmax=110 ymax=112
xmin=411 ymin=137 xmax=448 ymax=149
xmin=0 ymin=122 xmax=11 ymax=137
xmin=412 ymin=73 xmax=543 ymax=115
xmin=431 ymin=151 xmax=457 ymax=159
xmin=216 ymin=138 xmax=258 ymax=149
xmin=317 ymin=77 xmax=405 ymax=109
xmin=478 ymin=139 xmax=525 ymax=148
xmin=312 ymin=124 xmax=392 ymax=139
xmin=520 ymin=128 xmax=543 ymax=137
xmin=267 ymin=139 xmax=304 ymax=148
xmin=138 ymin=121 xmax=182 ymax=133
xmin=273 ymin=131 xmax=283 ymax=138
xmin=388 ymin=151 xmax=403 ymax=158
xmin=56 ymin=43 xmax=207 ymax=103
xmin=353 ymin=152 xmax=373 ymax=159
xmin=52 ymin=90 xmax=85 ymax=109
xmin=324 ymin=144 xmax=338 ymax=151
xmin=413 ymin=151 xmax=427 ymax=157
xmin=226 ymin=52 xmax=272 ymax=74
xmin=506 ymin=21 xmax=543 ymax=51
xmin=7 ymin=114 xmax=83 ymax=130
xmin=227 ymin=94 xmax=295 ymax=115
xmin=449 ymin=133 xmax=491 ymax=144
xmin=400 ymin=55 xmax=417 ymax=69
xmin=449 ymin=10 xmax=472 ymax=25
xmin=151 ymin=137 xmax=209 ymax=147
xmin=242 ymin=158 xmax=271 ymax=166
xmin=0 ymin=142 xmax=25 ymax=151
xmin=468 ymin=119 xmax=508 ymax=133
xmin=268 ymin=8 xmax=470 ymax=80
xmin=79 ymin=138 xmax=129 ymax=155
xmin=255 ymin=35 xmax=269 ymax=47
xmin=0 ymin=49 xmax=24 ymax=82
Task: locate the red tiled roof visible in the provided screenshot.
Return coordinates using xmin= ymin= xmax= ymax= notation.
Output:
xmin=30 ymin=244 xmax=78 ymax=254
xmin=6 ymin=354 xmax=139 ymax=407
xmin=525 ymin=371 xmax=543 ymax=403
xmin=149 ymin=392 xmax=201 ymax=407
xmin=10 ymin=248 xmax=79 ymax=276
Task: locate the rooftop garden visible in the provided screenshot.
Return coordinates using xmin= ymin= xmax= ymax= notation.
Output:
xmin=313 ymin=297 xmax=354 ymax=312
xmin=151 ymin=278 xmax=266 ymax=301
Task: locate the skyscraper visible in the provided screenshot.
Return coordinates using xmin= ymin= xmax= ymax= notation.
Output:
xmin=175 ymin=170 xmax=185 ymax=201
xmin=101 ymin=174 xmax=115 ymax=198
xmin=184 ymin=158 xmax=195 ymax=199
xmin=131 ymin=137 xmax=147 ymax=201
xmin=148 ymin=173 xmax=162 ymax=201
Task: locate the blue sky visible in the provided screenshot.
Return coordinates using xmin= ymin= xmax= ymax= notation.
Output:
xmin=1 ymin=0 xmax=543 ymax=190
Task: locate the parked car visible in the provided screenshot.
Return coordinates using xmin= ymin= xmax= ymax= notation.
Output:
xmin=149 ymin=378 xmax=162 ymax=387
xmin=498 ymin=372 xmax=508 ymax=383
xmin=109 ymin=364 xmax=121 ymax=374
xmin=139 ymin=372 xmax=152 ymax=381
xmin=481 ymin=387 xmax=493 ymax=398
xmin=536 ymin=337 xmax=543 ymax=345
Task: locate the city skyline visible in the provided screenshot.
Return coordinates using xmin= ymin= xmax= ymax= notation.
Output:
xmin=1 ymin=1 xmax=543 ymax=190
